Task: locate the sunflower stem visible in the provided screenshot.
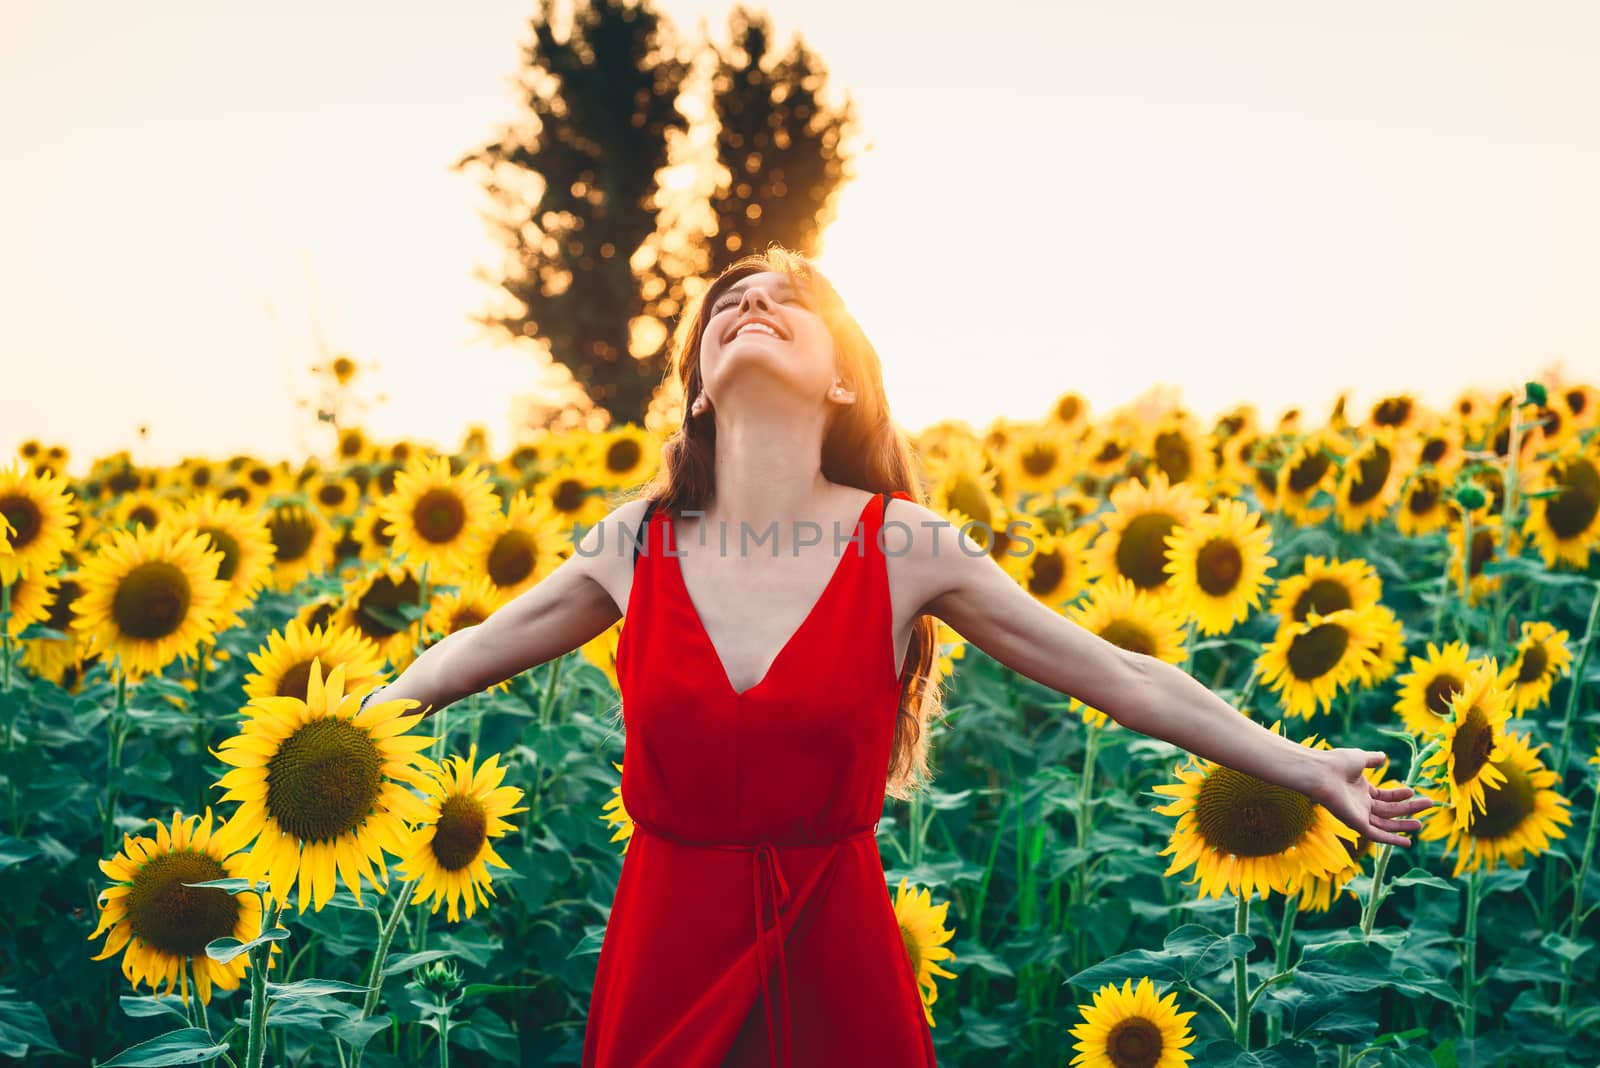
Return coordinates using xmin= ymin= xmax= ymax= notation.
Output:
xmin=1460 ymin=866 xmax=1482 ymax=1040
xmin=1265 ymin=890 xmax=1299 ymax=1044
xmin=1 ymin=577 xmax=13 ymax=693
xmin=1233 ymin=891 xmax=1251 ymax=1050
xmin=245 ymin=894 xmax=279 ymax=1068
xmin=1540 ymin=579 xmax=1600 ymax=931
xmin=1360 ymin=733 xmax=1429 ymax=938
xmin=352 ymin=876 xmax=417 ymax=1068
xmin=1072 ymin=721 xmax=1100 ymax=971
xmin=1557 ymin=769 xmax=1600 ymax=1031
xmin=101 ymin=674 xmax=129 ymax=856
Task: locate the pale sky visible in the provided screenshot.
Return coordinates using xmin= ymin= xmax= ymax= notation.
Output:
xmin=3 ymin=1 xmax=1597 ymax=476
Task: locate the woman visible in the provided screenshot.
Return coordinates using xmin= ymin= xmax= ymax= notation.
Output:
xmin=364 ymin=247 xmax=1432 ymax=1067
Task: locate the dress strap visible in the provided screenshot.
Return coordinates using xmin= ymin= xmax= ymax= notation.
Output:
xmin=632 ymin=498 xmax=659 ymax=568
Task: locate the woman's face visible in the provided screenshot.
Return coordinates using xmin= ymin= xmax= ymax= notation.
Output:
xmin=698 ymin=270 xmax=842 ymax=407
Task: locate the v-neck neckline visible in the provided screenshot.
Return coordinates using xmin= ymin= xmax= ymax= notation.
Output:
xmin=666 ymin=492 xmax=880 ymax=699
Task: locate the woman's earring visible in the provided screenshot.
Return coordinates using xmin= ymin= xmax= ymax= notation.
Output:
xmin=830 ymin=382 xmax=855 ymax=403
xmin=691 ymin=394 xmax=709 ymax=417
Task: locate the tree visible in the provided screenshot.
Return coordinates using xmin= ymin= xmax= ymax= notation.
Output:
xmin=457 ymin=0 xmax=692 ymax=428
xmin=704 ymin=6 xmax=861 ymax=276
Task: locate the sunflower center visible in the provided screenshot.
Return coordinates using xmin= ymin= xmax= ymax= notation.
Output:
xmin=448 ymin=608 xmax=486 ymax=633
xmin=268 ymin=506 xmax=316 ymax=563
xmin=606 ymin=438 xmax=642 ymax=474
xmin=899 ymin=923 xmax=922 ymax=974
xmin=553 ymin=479 xmax=588 ymax=514
xmin=129 ymin=505 xmax=160 ymax=529
xmin=1255 ymin=465 xmax=1278 ymax=495
xmin=1195 ymin=766 xmax=1317 ymax=856
xmin=108 ymin=468 xmax=142 ymax=495
xmin=431 ymin=794 xmax=488 ymax=871
xmin=1099 ymin=620 xmax=1156 ymax=657
xmin=1026 ymin=550 xmax=1065 ymax=597
xmin=354 ymin=572 xmax=422 ymax=640
xmin=1116 ymin=512 xmax=1178 ymax=589
xmin=1374 ymin=398 xmax=1412 ymax=426
xmin=266 ymin=717 xmax=384 ymax=843
xmin=1291 ymin=579 xmax=1353 ymax=621
xmin=947 ymin=476 xmax=993 ymax=529
xmin=487 ymin=531 xmax=537 ymax=586
xmin=1421 ymin=438 xmax=1448 ymax=465
xmin=1450 ymin=705 xmax=1495 ymax=785
xmin=1465 ymin=757 xmax=1534 ymax=840
xmin=1408 ymin=476 xmax=1440 ymax=515
xmin=111 ymin=561 xmax=192 ymax=640
xmin=0 ymin=494 xmax=42 ymax=549
xmin=412 ymin=488 xmax=466 ymax=544
xmin=45 ymin=578 xmax=81 ymax=631
xmin=125 ymin=850 xmax=240 ymax=957
xmin=1516 ymin=643 xmax=1549 ymax=684
xmin=1425 ymin=674 xmax=1463 ymax=718
xmin=1196 ymin=539 xmax=1243 ymax=596
xmin=197 ymin=526 xmax=242 ymax=583
xmin=1286 ymin=621 xmax=1350 ymax=681
xmin=1546 ymin=459 xmax=1599 ymax=539
xmin=275 ymin=659 xmax=317 ymax=699
xmin=1105 ymin=1016 xmax=1165 ymax=1068
xmin=1469 ymin=529 xmax=1495 ymax=578
xmin=1286 ymin=450 xmax=1330 ymax=494
xmin=1153 ymin=431 xmax=1193 ymax=485
xmin=1095 ymin=441 xmax=1125 ymax=464
xmin=317 ymin=484 xmax=348 ymax=510
xmin=1056 ymin=395 xmax=1081 ymax=422
xmin=1347 ymin=444 xmax=1392 ymax=506
xmin=1020 ymin=444 xmax=1057 ymax=478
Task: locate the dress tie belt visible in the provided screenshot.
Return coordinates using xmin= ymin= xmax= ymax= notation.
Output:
xmin=627 ymin=817 xmax=881 ymax=1068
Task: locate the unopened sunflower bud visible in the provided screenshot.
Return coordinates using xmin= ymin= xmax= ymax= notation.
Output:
xmin=1453 ymin=484 xmax=1487 ymax=511
xmin=416 ymin=957 xmax=463 ymax=998
xmin=1523 ymin=381 xmax=1548 ymax=408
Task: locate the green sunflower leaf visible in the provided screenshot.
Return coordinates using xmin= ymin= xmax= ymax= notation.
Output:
xmin=205 ymin=925 xmax=291 ymax=964
xmin=100 ymin=1027 xmax=229 ymax=1066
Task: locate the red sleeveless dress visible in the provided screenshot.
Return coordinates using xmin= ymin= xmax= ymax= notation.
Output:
xmin=582 ymin=489 xmax=937 ymax=1068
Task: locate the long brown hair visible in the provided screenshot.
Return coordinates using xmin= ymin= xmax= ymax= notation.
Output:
xmin=626 ymin=246 xmax=946 ymax=801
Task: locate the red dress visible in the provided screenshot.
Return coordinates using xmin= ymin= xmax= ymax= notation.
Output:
xmin=582 ymin=490 xmax=937 ymax=1068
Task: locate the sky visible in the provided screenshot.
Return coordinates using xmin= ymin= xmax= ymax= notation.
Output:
xmin=3 ymin=1 xmax=1597 ymax=476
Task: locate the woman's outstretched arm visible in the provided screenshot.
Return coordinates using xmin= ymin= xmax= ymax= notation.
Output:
xmin=886 ymin=500 xmax=1433 ymax=847
xmin=363 ymin=497 xmax=648 ymax=720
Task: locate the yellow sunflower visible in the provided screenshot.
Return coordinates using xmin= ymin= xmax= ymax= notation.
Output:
xmin=1393 ymin=640 xmax=1477 ymax=737
xmin=600 ymin=760 xmax=635 ymax=853
xmin=999 ymin=421 xmax=1080 ymax=501
xmin=1333 ymin=426 xmax=1419 ymax=533
xmin=2 ymin=565 xmax=57 ymax=638
xmin=1046 ymin=390 xmax=1092 ymax=433
xmin=1141 ymin=410 xmax=1216 ymax=494
xmin=1359 ymin=603 xmax=1407 ymax=686
xmin=891 ymin=877 xmax=958 ymax=1028
xmin=333 ymin=559 xmax=433 ymax=670
xmin=1267 ymin=555 xmax=1383 ymax=624
xmin=1521 ymin=438 xmax=1600 ymax=571
xmin=1152 ymin=721 xmax=1363 ymax=900
xmin=924 ymin=436 xmax=1006 ymax=548
xmin=1001 ymin=523 xmax=1094 ymax=610
xmin=1419 ymin=656 xmax=1514 ymax=828
xmin=1256 ymin=607 xmax=1386 ymax=719
xmin=378 ymin=454 xmax=502 ymax=581
xmin=161 ymin=494 xmax=276 ymax=630
xmin=586 ymin=425 xmax=659 ymax=488
xmin=1417 ymin=729 xmax=1572 ymax=878
xmin=0 ymin=459 xmax=80 ymax=584
xmin=303 ymin=472 xmax=363 ymax=520
xmin=210 ymin=658 xmax=441 ymax=913
xmin=393 ymin=744 xmax=527 ymax=923
xmin=72 ymin=525 xmax=231 ymax=682
xmin=523 ymin=461 xmax=609 ymax=533
xmin=464 ymin=490 xmax=572 ymax=604
xmin=1446 ymin=512 xmax=1518 ymax=607
xmin=1274 ymin=430 xmax=1349 ymax=527
xmin=104 ymin=489 xmax=177 ymax=535
xmin=1395 ymin=469 xmax=1452 ymax=538
xmin=1066 ymin=575 xmax=1189 ymax=729
xmin=1162 ymin=498 xmax=1276 ymax=636
xmin=264 ymin=499 xmax=336 ymax=594
xmin=1085 ymin=471 xmax=1208 ymax=611
xmin=1068 ymin=976 xmax=1198 ymax=1068
xmin=16 ymin=572 xmax=88 ymax=685
xmin=1497 ymin=621 xmax=1573 ymax=716
xmin=88 ymin=807 xmax=279 ymax=1007
xmin=1285 ymin=754 xmax=1395 ymax=913
xmin=243 ymin=618 xmax=386 ymax=703
xmin=936 ymin=619 xmax=967 ymax=682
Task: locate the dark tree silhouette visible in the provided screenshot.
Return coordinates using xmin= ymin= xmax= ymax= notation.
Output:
xmin=704 ymin=6 xmax=861 ymax=276
xmin=457 ymin=0 xmax=692 ymax=428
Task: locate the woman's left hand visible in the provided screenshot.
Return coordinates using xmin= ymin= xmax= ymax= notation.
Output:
xmin=1313 ymin=748 xmax=1435 ymax=848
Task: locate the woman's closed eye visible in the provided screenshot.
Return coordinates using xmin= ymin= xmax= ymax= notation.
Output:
xmin=713 ymin=293 xmax=804 ymax=314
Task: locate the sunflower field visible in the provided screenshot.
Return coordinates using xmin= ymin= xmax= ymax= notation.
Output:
xmin=1 ymin=379 xmax=1598 ymax=1067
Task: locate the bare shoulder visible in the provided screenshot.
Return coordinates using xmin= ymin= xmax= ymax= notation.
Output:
xmin=570 ymin=495 xmax=659 ymax=615
xmin=879 ymin=495 xmax=986 ymax=621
